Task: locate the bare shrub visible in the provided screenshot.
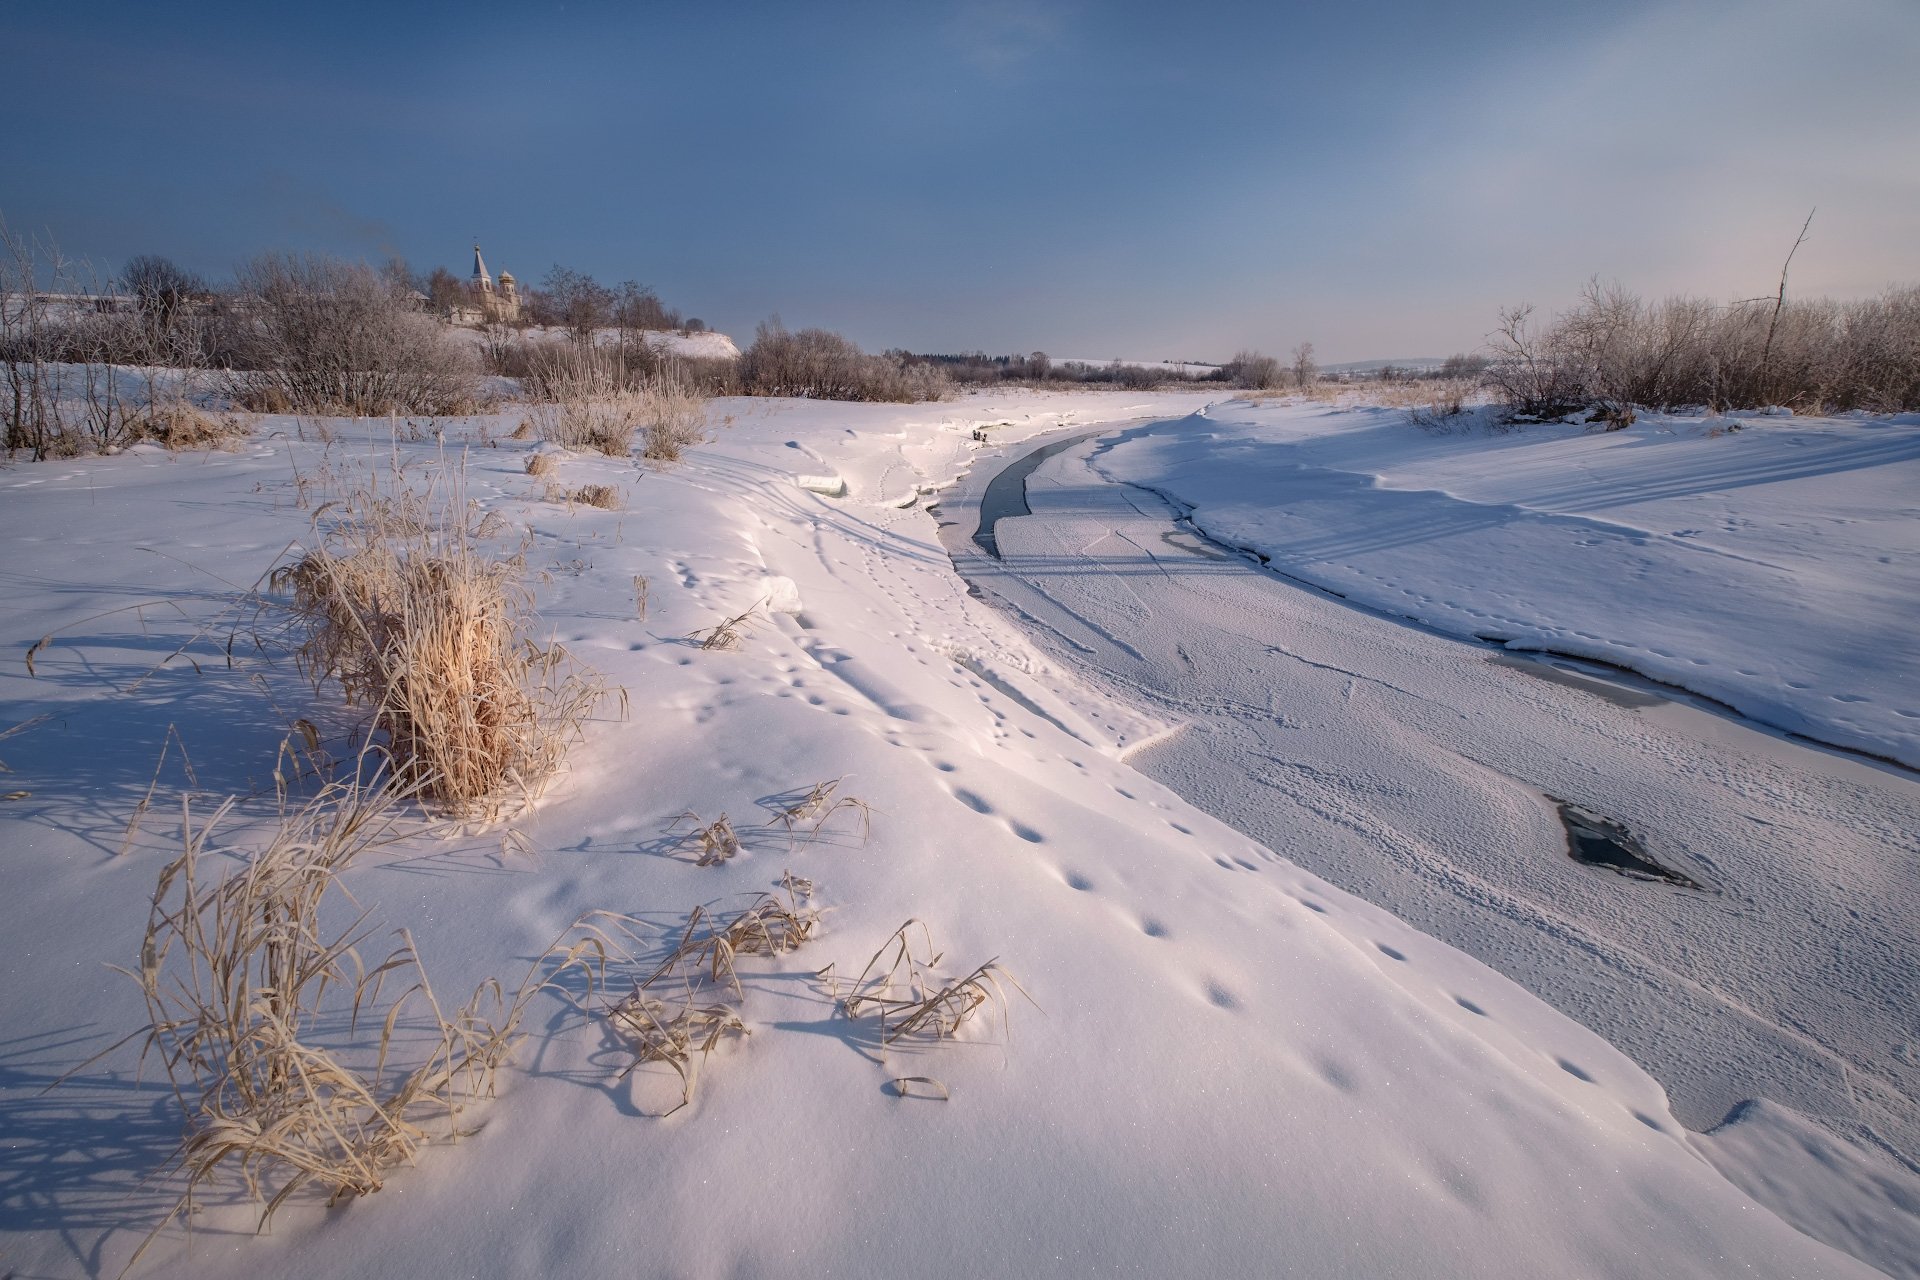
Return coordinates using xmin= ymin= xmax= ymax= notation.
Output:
xmin=738 ymin=318 xmax=949 ymax=402
xmin=1224 ymin=350 xmax=1282 ymax=390
xmin=1 ymin=219 xmax=155 ymax=457
xmin=272 ymin=455 xmax=605 ymax=818
xmin=1486 ymin=303 xmax=1590 ymax=421
xmin=1406 ymin=382 xmax=1474 ymax=432
xmin=223 ymin=254 xmax=479 ymax=416
xmin=1489 ymin=278 xmax=1920 ymax=419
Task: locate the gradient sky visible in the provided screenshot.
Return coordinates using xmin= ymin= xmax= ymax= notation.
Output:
xmin=6 ymin=0 xmax=1916 ymax=362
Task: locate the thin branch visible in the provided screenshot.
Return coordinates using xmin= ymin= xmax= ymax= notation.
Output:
xmin=1760 ymin=208 xmax=1815 ymax=379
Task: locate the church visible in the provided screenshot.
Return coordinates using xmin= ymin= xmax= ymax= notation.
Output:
xmin=447 ymin=245 xmax=521 ymax=326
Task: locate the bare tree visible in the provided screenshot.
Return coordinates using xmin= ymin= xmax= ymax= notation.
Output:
xmin=536 ymin=266 xmax=615 ymax=345
xmin=1291 ymin=342 xmax=1317 ymax=390
xmin=121 ymin=255 xmax=204 ymax=335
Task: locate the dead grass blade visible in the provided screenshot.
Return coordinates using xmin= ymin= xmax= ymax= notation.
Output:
xmin=835 ymin=919 xmax=1032 ymax=1049
xmin=763 ymin=777 xmax=874 ymax=844
xmin=120 ymin=724 xmax=199 ymax=856
xmin=687 ymin=600 xmax=763 ymax=651
xmin=0 ymin=712 xmax=52 ymax=772
xmin=604 ymin=991 xmax=746 ymax=1116
xmin=888 ymin=1076 xmax=950 ymax=1101
xmin=669 ymin=811 xmax=741 ymax=866
xmin=641 ymin=875 xmax=821 ymax=997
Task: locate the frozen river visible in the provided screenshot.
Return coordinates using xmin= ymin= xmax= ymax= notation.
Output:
xmin=937 ymin=420 xmax=1920 ymax=1258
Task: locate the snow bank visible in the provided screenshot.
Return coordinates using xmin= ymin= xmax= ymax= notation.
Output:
xmin=1097 ymin=403 xmax=1920 ymax=768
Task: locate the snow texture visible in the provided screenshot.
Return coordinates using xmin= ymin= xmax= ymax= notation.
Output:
xmin=0 ymin=390 xmax=1897 ymax=1279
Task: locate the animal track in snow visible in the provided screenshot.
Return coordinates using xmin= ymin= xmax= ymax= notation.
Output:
xmin=951 ymin=788 xmax=992 ymax=813
xmin=1557 ymin=1058 xmax=1596 ymax=1083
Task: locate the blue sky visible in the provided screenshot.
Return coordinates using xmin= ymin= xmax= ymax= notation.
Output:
xmin=6 ymin=0 xmax=1916 ymax=362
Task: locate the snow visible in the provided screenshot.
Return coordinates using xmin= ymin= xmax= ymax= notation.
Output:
xmin=0 ymin=390 xmax=1896 ymax=1278
xmin=1095 ymin=401 xmax=1920 ymax=769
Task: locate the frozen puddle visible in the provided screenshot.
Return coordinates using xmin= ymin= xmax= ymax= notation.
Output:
xmin=1554 ymin=800 xmax=1704 ymax=889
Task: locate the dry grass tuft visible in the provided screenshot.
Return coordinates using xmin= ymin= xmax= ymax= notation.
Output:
xmin=604 ymin=993 xmax=747 ymax=1115
xmin=835 ymin=919 xmax=1030 ymax=1048
xmin=763 ymin=777 xmax=874 ymax=844
xmin=271 ymin=455 xmax=607 ymax=818
xmin=135 ymin=403 xmax=252 ymax=452
xmin=86 ymin=779 xmax=611 ymax=1273
xmin=632 ymin=575 xmax=650 ymax=621
xmin=643 ymin=874 xmax=821 ymax=995
xmin=671 ymin=811 xmax=742 ymax=866
xmin=508 ymin=417 xmax=536 ymax=441
xmin=688 ymin=601 xmax=762 ymax=651
xmin=530 ymin=348 xmax=710 ymax=461
xmin=569 ymin=484 xmax=619 ymax=510
xmin=593 ymin=874 xmax=818 ymax=1114
xmin=524 ymin=450 xmax=557 ymax=477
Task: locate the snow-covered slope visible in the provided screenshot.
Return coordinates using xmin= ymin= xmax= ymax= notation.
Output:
xmin=0 ymin=391 xmax=1885 ymax=1278
xmin=1097 ymin=401 xmax=1920 ymax=769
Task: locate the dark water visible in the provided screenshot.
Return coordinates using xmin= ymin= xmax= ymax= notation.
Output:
xmin=973 ymin=430 xmax=1107 ymax=558
xmin=1555 ymin=800 xmax=1704 ymax=889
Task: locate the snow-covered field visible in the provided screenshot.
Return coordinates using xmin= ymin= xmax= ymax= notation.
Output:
xmin=1098 ymin=401 xmax=1920 ymax=769
xmin=0 ymin=390 xmax=1903 ymax=1278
